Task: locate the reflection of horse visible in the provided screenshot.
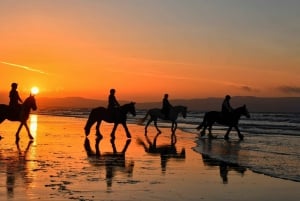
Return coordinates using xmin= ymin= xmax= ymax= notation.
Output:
xmin=196 ymin=105 xmax=250 ymax=140
xmin=84 ymin=102 xmax=136 ymax=139
xmin=0 ymin=95 xmax=37 ymax=142
xmin=84 ymin=137 xmax=134 ymax=188
xmin=138 ymin=105 xmax=187 ymax=135
xmin=1 ymin=141 xmax=33 ymax=198
xmin=197 ymin=138 xmax=246 ymax=184
xmin=137 ymin=133 xmax=185 ymax=172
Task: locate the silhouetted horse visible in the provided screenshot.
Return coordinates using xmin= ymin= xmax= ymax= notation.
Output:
xmin=84 ymin=102 xmax=136 ymax=139
xmin=138 ymin=105 xmax=187 ymax=135
xmin=0 ymin=95 xmax=37 ymax=142
xmin=196 ymin=105 xmax=250 ymax=140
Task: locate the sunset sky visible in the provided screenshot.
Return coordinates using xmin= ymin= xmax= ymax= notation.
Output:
xmin=1 ymin=0 xmax=300 ymax=102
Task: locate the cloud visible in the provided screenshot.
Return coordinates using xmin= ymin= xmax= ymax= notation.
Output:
xmin=1 ymin=61 xmax=49 ymax=75
xmin=278 ymin=85 xmax=300 ymax=94
xmin=240 ymin=85 xmax=258 ymax=92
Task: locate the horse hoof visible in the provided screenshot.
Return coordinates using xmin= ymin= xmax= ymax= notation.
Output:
xmin=224 ymin=136 xmax=229 ymax=140
xmin=239 ymin=135 xmax=244 ymax=140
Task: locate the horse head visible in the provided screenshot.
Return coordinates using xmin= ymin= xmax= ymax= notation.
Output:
xmin=174 ymin=105 xmax=187 ymax=118
xmin=23 ymin=95 xmax=37 ymax=111
xmin=122 ymin=102 xmax=136 ymax=117
xmin=236 ymin=105 xmax=250 ymax=118
xmin=181 ymin=106 xmax=188 ymax=118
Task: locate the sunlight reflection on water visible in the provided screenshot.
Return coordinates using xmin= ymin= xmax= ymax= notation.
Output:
xmin=30 ymin=114 xmax=38 ymax=139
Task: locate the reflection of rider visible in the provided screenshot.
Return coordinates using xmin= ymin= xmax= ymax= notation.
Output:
xmin=161 ymin=94 xmax=172 ymax=119
xmin=108 ymin=89 xmax=120 ymax=120
xmin=221 ymin=95 xmax=233 ymax=118
xmin=9 ymin=83 xmax=23 ymax=116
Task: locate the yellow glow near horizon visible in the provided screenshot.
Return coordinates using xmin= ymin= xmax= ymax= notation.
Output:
xmin=31 ymin=87 xmax=39 ymax=95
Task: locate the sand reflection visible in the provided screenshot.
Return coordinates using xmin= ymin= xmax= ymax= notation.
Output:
xmin=137 ymin=133 xmax=186 ymax=173
xmin=84 ymin=137 xmax=134 ymax=190
xmin=29 ymin=114 xmax=38 ymax=140
xmin=3 ymin=141 xmax=34 ymax=199
xmin=198 ymin=138 xmax=247 ymax=184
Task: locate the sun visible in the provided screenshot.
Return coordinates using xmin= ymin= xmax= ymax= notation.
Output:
xmin=31 ymin=86 xmax=39 ymax=95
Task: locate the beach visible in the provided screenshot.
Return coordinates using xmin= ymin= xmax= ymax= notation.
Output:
xmin=0 ymin=114 xmax=299 ymax=201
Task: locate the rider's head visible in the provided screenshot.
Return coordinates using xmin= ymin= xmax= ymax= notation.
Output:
xmin=225 ymin=95 xmax=231 ymax=100
xmin=164 ymin=93 xmax=169 ymax=98
xmin=110 ymin=88 xmax=116 ymax=94
xmin=11 ymin=82 xmax=18 ymax=89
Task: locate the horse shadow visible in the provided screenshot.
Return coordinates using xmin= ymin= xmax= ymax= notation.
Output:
xmin=136 ymin=133 xmax=186 ymax=173
xmin=84 ymin=137 xmax=134 ymax=189
xmin=198 ymin=138 xmax=246 ymax=184
xmin=0 ymin=140 xmax=33 ymax=199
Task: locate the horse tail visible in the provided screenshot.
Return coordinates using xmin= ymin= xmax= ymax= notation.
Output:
xmin=137 ymin=111 xmax=149 ymax=125
xmin=196 ymin=112 xmax=207 ymax=130
xmin=84 ymin=108 xmax=97 ymax=136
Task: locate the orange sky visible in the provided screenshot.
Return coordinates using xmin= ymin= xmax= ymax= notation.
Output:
xmin=1 ymin=1 xmax=300 ymax=102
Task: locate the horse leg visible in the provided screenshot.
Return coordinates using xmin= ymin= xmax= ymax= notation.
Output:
xmin=171 ymin=121 xmax=177 ymax=134
xmin=145 ymin=119 xmax=152 ymax=136
xmin=16 ymin=123 xmax=24 ymax=143
xmin=224 ymin=126 xmax=232 ymax=140
xmin=235 ymin=126 xmax=244 ymax=140
xmin=24 ymin=122 xmax=34 ymax=140
xmin=207 ymin=124 xmax=214 ymax=138
xmin=154 ymin=119 xmax=161 ymax=134
xmin=110 ymin=123 xmax=118 ymax=139
xmin=95 ymin=120 xmax=103 ymax=138
xmin=122 ymin=122 xmax=131 ymax=138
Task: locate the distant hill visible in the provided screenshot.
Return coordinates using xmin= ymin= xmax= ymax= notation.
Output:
xmin=33 ymin=96 xmax=300 ymax=113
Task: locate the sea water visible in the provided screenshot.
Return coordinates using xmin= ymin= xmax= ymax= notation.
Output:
xmin=38 ymin=108 xmax=300 ymax=182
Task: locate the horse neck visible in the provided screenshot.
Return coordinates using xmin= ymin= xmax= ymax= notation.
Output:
xmin=234 ymin=106 xmax=244 ymax=117
xmin=120 ymin=104 xmax=130 ymax=114
xmin=173 ymin=106 xmax=185 ymax=114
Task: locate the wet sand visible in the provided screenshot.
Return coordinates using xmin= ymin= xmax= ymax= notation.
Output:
xmin=0 ymin=114 xmax=299 ymax=201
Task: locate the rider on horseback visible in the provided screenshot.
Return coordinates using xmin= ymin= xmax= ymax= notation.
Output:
xmin=108 ymin=88 xmax=120 ymax=120
xmin=221 ymin=95 xmax=233 ymax=119
xmin=161 ymin=93 xmax=172 ymax=119
xmin=9 ymin=82 xmax=23 ymax=118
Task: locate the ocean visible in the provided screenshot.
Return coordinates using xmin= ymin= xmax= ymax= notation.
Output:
xmin=38 ymin=107 xmax=300 ymax=183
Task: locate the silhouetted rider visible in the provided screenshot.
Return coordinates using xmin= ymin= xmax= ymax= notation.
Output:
xmin=221 ymin=95 xmax=233 ymax=118
xmin=108 ymin=88 xmax=120 ymax=120
xmin=161 ymin=93 xmax=172 ymax=119
xmin=9 ymin=82 xmax=23 ymax=117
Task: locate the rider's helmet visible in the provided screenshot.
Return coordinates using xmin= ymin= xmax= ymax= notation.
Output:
xmin=225 ymin=95 xmax=231 ymax=100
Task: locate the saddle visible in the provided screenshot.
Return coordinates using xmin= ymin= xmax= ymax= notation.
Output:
xmin=8 ymin=105 xmax=22 ymax=120
xmin=108 ymin=107 xmax=121 ymax=121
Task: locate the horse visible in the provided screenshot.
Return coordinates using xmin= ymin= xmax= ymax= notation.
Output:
xmin=138 ymin=105 xmax=187 ymax=135
xmin=196 ymin=105 xmax=250 ymax=140
xmin=84 ymin=102 xmax=136 ymax=139
xmin=0 ymin=95 xmax=37 ymax=142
